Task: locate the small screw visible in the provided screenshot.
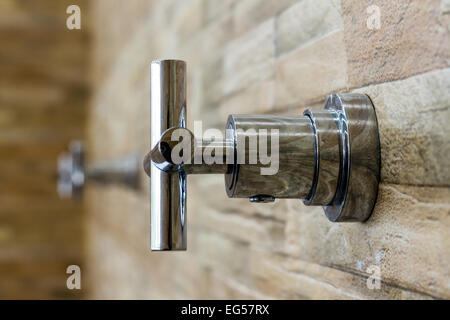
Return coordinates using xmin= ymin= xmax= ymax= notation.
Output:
xmin=249 ymin=194 xmax=275 ymax=203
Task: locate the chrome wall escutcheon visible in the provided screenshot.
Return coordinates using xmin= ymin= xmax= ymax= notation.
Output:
xmin=144 ymin=60 xmax=381 ymax=251
xmin=319 ymin=93 xmax=381 ymax=222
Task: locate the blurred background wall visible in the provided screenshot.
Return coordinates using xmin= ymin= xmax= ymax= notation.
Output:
xmin=0 ymin=0 xmax=89 ymax=298
xmin=0 ymin=0 xmax=449 ymax=299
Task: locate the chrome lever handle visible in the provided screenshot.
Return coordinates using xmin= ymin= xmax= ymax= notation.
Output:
xmin=149 ymin=60 xmax=187 ymax=250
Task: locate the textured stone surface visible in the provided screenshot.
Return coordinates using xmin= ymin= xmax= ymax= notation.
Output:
xmin=354 ymin=68 xmax=450 ymax=186
xmin=233 ymin=0 xmax=298 ymax=36
xmin=284 ymin=184 xmax=450 ymax=298
xmin=276 ymin=0 xmax=343 ymax=56
xmin=275 ymin=30 xmax=348 ymax=109
xmin=342 ymin=0 xmax=450 ymax=88
xmin=203 ymin=0 xmax=235 ymax=23
xmin=443 ymin=0 xmax=450 ymax=13
xmin=219 ymin=80 xmax=275 ymax=119
xmin=223 ymin=19 xmax=276 ymax=96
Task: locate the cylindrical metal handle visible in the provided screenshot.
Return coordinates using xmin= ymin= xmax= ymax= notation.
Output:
xmin=150 ymin=60 xmax=187 ymax=251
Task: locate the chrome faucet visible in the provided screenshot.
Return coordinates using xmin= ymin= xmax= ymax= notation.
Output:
xmin=144 ymin=59 xmax=381 ymax=251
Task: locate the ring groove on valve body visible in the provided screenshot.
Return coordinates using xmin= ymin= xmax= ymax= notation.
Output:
xmin=303 ymin=109 xmax=340 ymax=206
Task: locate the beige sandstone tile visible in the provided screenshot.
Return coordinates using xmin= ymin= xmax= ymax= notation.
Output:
xmin=192 ymin=199 xmax=285 ymax=249
xmin=218 ymin=79 xmax=275 ymax=118
xmin=205 ymin=271 xmax=274 ymax=299
xmin=283 ymin=183 xmax=450 ymax=299
xmin=342 ymin=0 xmax=450 ymax=88
xmin=277 ymin=0 xmax=343 ymax=56
xmin=353 ymin=68 xmax=450 ymax=186
xmin=199 ymin=57 xmax=225 ymax=113
xmin=223 ymin=18 xmax=276 ymax=95
xmin=190 ymin=229 xmax=252 ymax=285
xmin=275 ymin=30 xmax=348 ymax=109
xmin=233 ymin=0 xmax=298 ymax=36
xmin=203 ymin=0 xmax=236 ymax=23
xmin=189 ymin=13 xmax=235 ymax=62
xmin=189 ymin=175 xmax=289 ymax=222
xmin=443 ymin=0 xmax=450 ymax=13
xmin=282 ymin=256 xmax=434 ymax=299
xmin=172 ymin=0 xmax=204 ymax=40
xmin=249 ymin=249 xmax=361 ymax=299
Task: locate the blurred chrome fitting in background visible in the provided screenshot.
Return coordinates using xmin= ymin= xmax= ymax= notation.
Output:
xmin=58 ymin=141 xmax=140 ymax=199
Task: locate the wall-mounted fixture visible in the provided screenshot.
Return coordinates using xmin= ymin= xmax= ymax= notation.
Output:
xmin=58 ymin=141 xmax=140 ymax=199
xmin=143 ymin=60 xmax=380 ymax=251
